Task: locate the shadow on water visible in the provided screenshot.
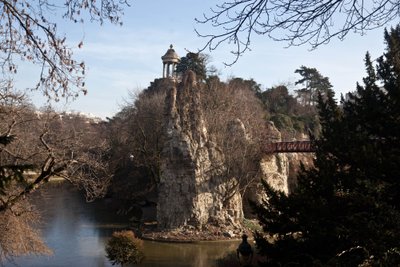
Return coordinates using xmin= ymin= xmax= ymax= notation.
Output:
xmin=6 ymin=182 xmax=239 ymax=267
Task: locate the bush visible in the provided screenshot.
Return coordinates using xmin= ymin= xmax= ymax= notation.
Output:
xmin=105 ymin=230 xmax=144 ymax=266
xmin=270 ymin=113 xmax=293 ymax=131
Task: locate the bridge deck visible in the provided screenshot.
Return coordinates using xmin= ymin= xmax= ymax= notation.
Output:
xmin=265 ymin=141 xmax=315 ymax=153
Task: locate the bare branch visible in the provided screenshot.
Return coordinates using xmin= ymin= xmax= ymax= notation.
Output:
xmin=0 ymin=0 xmax=130 ymax=100
xmin=197 ymin=0 xmax=400 ymax=64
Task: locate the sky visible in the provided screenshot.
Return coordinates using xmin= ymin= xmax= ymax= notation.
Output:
xmin=18 ymin=0 xmax=398 ymax=119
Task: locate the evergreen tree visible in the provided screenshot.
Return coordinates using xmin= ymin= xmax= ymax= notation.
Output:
xmin=228 ymin=77 xmax=263 ymax=96
xmin=253 ymin=27 xmax=400 ymax=266
xmin=295 ymin=66 xmax=333 ymax=107
xmin=176 ymin=52 xmax=208 ymax=81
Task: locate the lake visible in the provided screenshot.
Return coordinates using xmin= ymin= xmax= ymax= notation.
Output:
xmin=6 ymin=182 xmax=239 ymax=267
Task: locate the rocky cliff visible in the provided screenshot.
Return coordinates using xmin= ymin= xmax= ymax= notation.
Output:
xmin=244 ymin=122 xmax=314 ymax=216
xmin=156 ymin=73 xmax=314 ymax=232
xmin=260 ymin=121 xmax=314 ymax=194
xmin=157 ymin=71 xmax=243 ymax=230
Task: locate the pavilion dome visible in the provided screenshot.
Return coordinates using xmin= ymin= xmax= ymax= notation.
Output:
xmin=162 ymin=44 xmax=180 ymax=64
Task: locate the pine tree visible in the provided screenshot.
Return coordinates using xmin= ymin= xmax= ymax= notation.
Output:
xmin=253 ymin=26 xmax=400 ymax=266
xmin=175 ymin=52 xmax=208 ymax=81
xmin=295 ymin=66 xmax=333 ymax=107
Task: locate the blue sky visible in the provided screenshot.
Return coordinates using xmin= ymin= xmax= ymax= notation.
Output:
xmin=20 ymin=0 xmax=396 ymax=119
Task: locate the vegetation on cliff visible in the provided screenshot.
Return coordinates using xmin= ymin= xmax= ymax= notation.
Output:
xmin=107 ymin=74 xmax=269 ymax=205
xmin=252 ymin=26 xmax=400 ymax=266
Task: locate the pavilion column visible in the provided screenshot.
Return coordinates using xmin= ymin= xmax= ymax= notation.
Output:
xmin=172 ymin=63 xmax=176 ymax=77
xmin=163 ymin=63 xmax=166 ymax=78
xmin=166 ymin=63 xmax=170 ymax=77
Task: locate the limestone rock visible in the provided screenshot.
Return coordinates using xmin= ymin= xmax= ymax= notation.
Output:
xmin=157 ymin=71 xmax=243 ymax=230
xmin=265 ymin=121 xmax=281 ymax=142
xmin=259 ymin=122 xmax=314 ymax=195
xmin=244 ymin=153 xmax=290 ymax=216
xmin=246 ymin=124 xmax=314 ymax=209
xmin=260 ymin=154 xmax=290 ymax=194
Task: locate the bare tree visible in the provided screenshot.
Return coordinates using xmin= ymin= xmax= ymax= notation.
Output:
xmin=0 ymin=91 xmax=112 ymax=261
xmin=0 ymin=97 xmax=111 ymax=210
xmin=196 ymin=0 xmax=400 ymax=64
xmin=0 ymin=195 xmax=52 ymax=264
xmin=0 ymin=87 xmax=56 ymax=261
xmin=50 ymin=111 xmax=112 ymax=201
xmin=0 ymin=0 xmax=128 ymax=207
xmin=202 ymin=77 xmax=267 ymax=195
xmin=0 ymin=0 xmax=127 ymax=262
xmin=109 ymin=76 xmax=268 ymax=201
xmin=0 ymin=0 xmax=129 ymax=100
xmin=107 ymin=87 xmax=166 ymax=199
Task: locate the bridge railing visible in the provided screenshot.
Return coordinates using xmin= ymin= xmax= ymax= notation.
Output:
xmin=264 ymin=141 xmax=316 ymax=153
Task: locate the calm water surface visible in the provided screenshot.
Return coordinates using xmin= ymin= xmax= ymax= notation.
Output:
xmin=7 ymin=182 xmax=238 ymax=267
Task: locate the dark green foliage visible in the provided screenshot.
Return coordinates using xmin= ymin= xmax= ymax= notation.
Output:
xmin=269 ymin=114 xmax=293 ymax=131
xmin=105 ymin=230 xmax=144 ymax=266
xmin=259 ymin=85 xmax=319 ymax=139
xmin=176 ymin=52 xmax=207 ymax=81
xmin=0 ymin=135 xmax=14 ymax=146
xmin=228 ymin=77 xmax=262 ymax=96
xmin=216 ymin=252 xmax=241 ymax=267
xmin=253 ymin=27 xmax=400 ymax=266
xmin=295 ymin=66 xmax=333 ymax=107
xmin=0 ymin=164 xmax=33 ymax=195
xmin=260 ymin=85 xmax=298 ymax=115
xmin=0 ymin=133 xmax=33 ymax=198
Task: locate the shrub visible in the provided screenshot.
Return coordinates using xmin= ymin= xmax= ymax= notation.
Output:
xmin=105 ymin=230 xmax=144 ymax=266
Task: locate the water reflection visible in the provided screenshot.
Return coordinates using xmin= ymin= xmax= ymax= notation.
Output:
xmin=141 ymin=241 xmax=238 ymax=267
xmin=6 ymin=182 xmax=238 ymax=267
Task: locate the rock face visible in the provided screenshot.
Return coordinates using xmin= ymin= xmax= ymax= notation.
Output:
xmin=260 ymin=154 xmax=290 ymax=194
xmin=260 ymin=121 xmax=314 ymax=194
xmin=157 ymin=71 xmax=243 ymax=230
xmin=261 ymin=121 xmax=290 ymax=194
xmin=244 ymin=122 xmax=289 ymax=213
xmin=245 ymin=122 xmax=314 ymax=213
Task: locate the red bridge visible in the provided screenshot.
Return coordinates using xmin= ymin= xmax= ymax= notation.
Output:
xmin=265 ymin=141 xmax=315 ymax=153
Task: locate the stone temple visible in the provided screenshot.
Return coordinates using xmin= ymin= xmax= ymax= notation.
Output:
xmin=161 ymin=44 xmax=180 ymax=79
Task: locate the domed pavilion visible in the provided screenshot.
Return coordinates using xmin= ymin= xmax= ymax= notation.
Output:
xmin=161 ymin=44 xmax=180 ymax=79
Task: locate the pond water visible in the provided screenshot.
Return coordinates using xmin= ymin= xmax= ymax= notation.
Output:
xmin=6 ymin=182 xmax=239 ymax=267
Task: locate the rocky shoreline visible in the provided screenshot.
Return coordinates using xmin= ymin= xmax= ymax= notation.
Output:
xmin=140 ymin=224 xmax=249 ymax=243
